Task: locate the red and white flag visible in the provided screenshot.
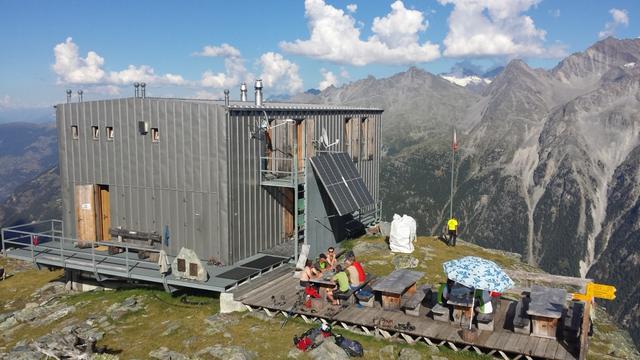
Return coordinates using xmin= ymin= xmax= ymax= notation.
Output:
xmin=452 ymin=128 xmax=459 ymax=152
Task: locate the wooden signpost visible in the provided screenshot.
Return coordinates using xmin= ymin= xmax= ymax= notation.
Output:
xmin=572 ymin=282 xmax=616 ymax=360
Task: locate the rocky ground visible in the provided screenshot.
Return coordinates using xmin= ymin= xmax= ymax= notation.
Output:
xmin=0 ymin=235 xmax=638 ymax=359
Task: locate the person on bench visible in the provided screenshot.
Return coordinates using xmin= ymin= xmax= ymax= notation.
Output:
xmin=300 ymin=260 xmax=321 ymax=298
xmin=326 ymin=247 xmax=338 ymax=269
xmin=437 ymin=279 xmax=454 ymax=305
xmin=474 ymin=289 xmax=493 ymax=314
xmin=346 ymin=253 xmax=366 ymax=283
xmin=327 ymin=265 xmax=350 ymax=305
xmin=344 ymin=259 xmax=362 ymax=291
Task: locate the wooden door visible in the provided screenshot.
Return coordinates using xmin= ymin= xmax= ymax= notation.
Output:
xmin=98 ymin=185 xmax=111 ymax=241
xmin=305 ymin=118 xmax=315 ymax=159
xmin=75 ymin=185 xmax=97 ymax=245
xmin=282 ymin=188 xmax=294 ymax=238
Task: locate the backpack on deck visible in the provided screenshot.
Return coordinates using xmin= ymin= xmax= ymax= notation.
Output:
xmin=334 ymin=334 xmax=364 ymax=357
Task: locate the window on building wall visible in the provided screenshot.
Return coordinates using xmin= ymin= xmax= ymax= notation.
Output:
xmin=360 ymin=118 xmax=368 ymax=160
xmin=151 ymin=128 xmax=160 ymax=142
xmin=344 ymin=118 xmax=352 ymax=159
xmin=71 ymin=125 xmax=79 ymax=140
xmin=91 ymin=126 xmax=99 ymax=140
xmin=106 ymin=126 xmax=114 ymax=141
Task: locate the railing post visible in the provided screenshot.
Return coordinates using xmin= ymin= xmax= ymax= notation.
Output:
xmin=1 ymin=229 xmax=6 ymax=256
xmin=30 ymin=233 xmax=35 ymax=264
xmin=60 ymin=235 xmax=65 ymax=267
xmin=92 ymin=243 xmax=96 ymax=274
xmin=125 ymin=244 xmax=130 ymax=278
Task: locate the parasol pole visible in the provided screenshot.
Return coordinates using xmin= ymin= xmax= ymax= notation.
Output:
xmin=470 ymin=289 xmax=475 ymax=330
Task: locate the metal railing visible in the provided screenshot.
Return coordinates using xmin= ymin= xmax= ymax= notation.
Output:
xmin=259 ymin=156 xmax=305 ymax=186
xmin=1 ymin=220 xmax=165 ymax=279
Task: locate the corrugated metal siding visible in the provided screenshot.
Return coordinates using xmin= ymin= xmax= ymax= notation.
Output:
xmin=227 ymin=110 xmax=382 ymax=264
xmin=57 ymin=99 xmax=229 ymax=262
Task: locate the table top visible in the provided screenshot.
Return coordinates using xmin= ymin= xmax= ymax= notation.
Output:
xmin=527 ymin=285 xmax=567 ymax=318
xmin=447 ymin=285 xmax=474 ymax=307
xmin=308 ymin=271 xmax=336 ymax=286
xmin=372 ymin=269 xmax=423 ymax=295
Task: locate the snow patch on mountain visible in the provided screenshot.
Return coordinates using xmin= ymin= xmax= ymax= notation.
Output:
xmin=441 ymin=75 xmax=492 ymax=87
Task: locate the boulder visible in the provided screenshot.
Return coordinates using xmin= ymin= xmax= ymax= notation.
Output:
xmin=107 ymin=296 xmax=143 ymax=320
xmin=398 ymin=347 xmax=422 ymax=360
xmin=308 ymin=340 xmax=350 ymax=360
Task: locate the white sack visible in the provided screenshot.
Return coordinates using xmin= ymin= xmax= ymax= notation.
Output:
xmin=389 ymin=214 xmax=417 ymax=253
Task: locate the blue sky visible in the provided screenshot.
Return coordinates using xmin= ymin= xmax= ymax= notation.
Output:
xmin=0 ymin=0 xmax=638 ymax=108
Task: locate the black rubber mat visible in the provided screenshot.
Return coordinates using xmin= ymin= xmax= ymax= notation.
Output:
xmin=241 ymin=255 xmax=286 ymax=270
xmin=217 ymin=267 xmax=259 ymax=280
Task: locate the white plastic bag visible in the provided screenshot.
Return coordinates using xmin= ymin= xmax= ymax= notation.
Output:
xmin=389 ymin=214 xmax=417 ymax=253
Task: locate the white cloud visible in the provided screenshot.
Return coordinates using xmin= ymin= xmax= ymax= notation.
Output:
xmin=318 ymin=68 xmax=337 ymax=90
xmin=280 ymin=0 xmax=440 ymax=66
xmin=193 ymin=43 xmax=242 ymax=58
xmin=200 ymin=57 xmax=248 ymax=89
xmin=194 ymin=90 xmax=224 ymax=100
xmin=52 ymin=37 xmax=105 ymax=84
xmin=599 ymin=8 xmax=629 ymax=39
xmin=438 ymin=0 xmax=562 ymax=58
xmin=549 ymin=9 xmax=560 ymax=18
xmin=258 ymin=52 xmax=303 ymax=94
xmin=346 ymin=4 xmax=357 ymax=13
xmin=52 ymin=37 xmax=187 ymax=86
xmin=0 ymin=95 xmax=12 ymax=109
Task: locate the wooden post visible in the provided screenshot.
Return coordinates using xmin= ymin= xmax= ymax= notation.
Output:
xmin=578 ymin=299 xmax=592 ymax=360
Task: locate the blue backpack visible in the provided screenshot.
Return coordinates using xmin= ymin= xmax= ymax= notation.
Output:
xmin=334 ymin=335 xmax=363 ymax=357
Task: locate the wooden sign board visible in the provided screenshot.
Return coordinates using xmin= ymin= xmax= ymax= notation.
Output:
xmin=587 ymin=283 xmax=616 ymax=300
xmin=572 ymin=293 xmax=592 ymax=302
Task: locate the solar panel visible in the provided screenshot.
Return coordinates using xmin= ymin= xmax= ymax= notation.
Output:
xmin=309 ymin=152 xmax=375 ymax=216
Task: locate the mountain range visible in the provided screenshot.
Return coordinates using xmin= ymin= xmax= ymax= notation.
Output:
xmin=293 ymin=37 xmax=640 ymax=347
xmin=0 ymin=37 xmax=638 ymax=348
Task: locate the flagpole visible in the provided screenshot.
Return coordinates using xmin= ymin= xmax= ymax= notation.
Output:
xmin=450 ymin=127 xmax=455 ymax=219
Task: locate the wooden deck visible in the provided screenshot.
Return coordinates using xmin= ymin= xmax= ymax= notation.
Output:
xmin=234 ymin=271 xmax=579 ymax=360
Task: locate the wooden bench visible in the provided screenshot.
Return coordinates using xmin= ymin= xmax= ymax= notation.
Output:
xmin=513 ymin=297 xmax=531 ymax=335
xmin=335 ymin=274 xmax=376 ymax=304
xmin=476 ymin=312 xmax=494 ymax=331
xmin=401 ymin=285 xmax=431 ymax=316
xmin=431 ymin=303 xmax=450 ymax=322
xmin=562 ymin=301 xmax=584 ymax=341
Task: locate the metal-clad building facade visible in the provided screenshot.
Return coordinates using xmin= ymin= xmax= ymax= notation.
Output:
xmin=56 ymin=97 xmax=382 ymax=265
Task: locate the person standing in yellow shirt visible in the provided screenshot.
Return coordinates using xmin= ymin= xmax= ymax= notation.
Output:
xmin=447 ymin=217 xmax=459 ymax=247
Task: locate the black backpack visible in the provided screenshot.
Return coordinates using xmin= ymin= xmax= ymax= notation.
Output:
xmin=334 ymin=335 xmax=364 ymax=357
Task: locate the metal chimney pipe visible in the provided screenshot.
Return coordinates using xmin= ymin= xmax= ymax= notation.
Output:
xmin=240 ymin=82 xmax=247 ymax=102
xmin=134 ymin=82 xmax=140 ymax=98
xmin=140 ymin=82 xmax=146 ymax=98
xmin=77 ymin=90 xmax=83 ymax=102
xmin=224 ymin=89 xmax=230 ymax=106
xmin=254 ymin=79 xmax=263 ymax=107
xmin=66 ymin=89 xmax=72 ymax=104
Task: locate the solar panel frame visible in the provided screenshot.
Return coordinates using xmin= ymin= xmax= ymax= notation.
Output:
xmin=309 ymin=152 xmax=374 ymax=216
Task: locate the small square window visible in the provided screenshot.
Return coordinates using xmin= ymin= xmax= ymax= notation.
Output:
xmin=91 ymin=126 xmax=99 ymax=140
xmin=151 ymin=128 xmax=160 ymax=142
xmin=106 ymin=126 xmax=114 ymax=140
xmin=71 ymin=125 xmax=79 ymax=140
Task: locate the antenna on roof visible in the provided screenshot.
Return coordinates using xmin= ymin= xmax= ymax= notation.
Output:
xmin=77 ymin=90 xmax=83 ymax=103
xmin=66 ymin=89 xmax=72 ymax=104
xmin=315 ymin=127 xmax=339 ymax=150
xmin=140 ymin=82 xmax=146 ymax=98
xmin=134 ymin=82 xmax=140 ymax=98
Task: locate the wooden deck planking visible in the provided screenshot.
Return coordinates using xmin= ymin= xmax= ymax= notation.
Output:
xmin=239 ymin=276 xmax=578 ymax=360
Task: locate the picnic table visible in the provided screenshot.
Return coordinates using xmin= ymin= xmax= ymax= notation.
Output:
xmin=447 ymin=284 xmax=475 ymax=325
xmin=308 ymin=271 xmax=336 ymax=303
xmin=527 ymin=285 xmax=567 ymax=339
xmin=372 ymin=269 xmax=423 ymax=310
